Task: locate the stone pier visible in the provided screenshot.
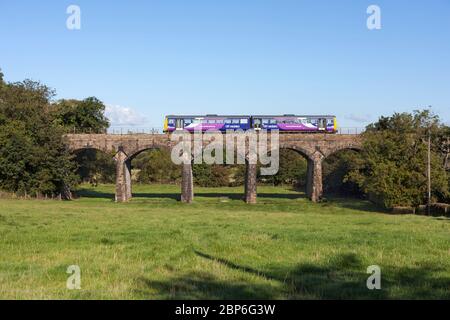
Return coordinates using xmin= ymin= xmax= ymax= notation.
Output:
xmin=306 ymin=152 xmax=324 ymax=202
xmin=244 ymin=162 xmax=257 ymax=204
xmin=181 ymin=162 xmax=194 ymax=203
xmin=114 ymin=149 xmax=132 ymax=202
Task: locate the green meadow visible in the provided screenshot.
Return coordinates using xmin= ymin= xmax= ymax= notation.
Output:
xmin=0 ymin=184 xmax=449 ymax=299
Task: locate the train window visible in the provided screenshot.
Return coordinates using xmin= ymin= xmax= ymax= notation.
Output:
xmin=327 ymin=118 xmax=334 ymax=125
xmin=184 ymin=119 xmax=192 ymax=124
xmin=207 ymin=119 xmax=216 ymax=124
xmin=216 ymin=119 xmax=224 ymax=123
xmin=269 ymin=119 xmax=277 ymax=124
xmin=262 ymin=119 xmax=269 ymax=124
xmin=168 ymin=119 xmax=175 ymax=125
xmin=240 ymin=119 xmax=248 ymax=124
xmin=224 ymin=119 xmax=232 ymax=124
xmin=232 ymin=119 xmax=240 ymax=124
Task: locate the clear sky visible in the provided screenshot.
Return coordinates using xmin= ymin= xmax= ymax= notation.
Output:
xmin=1 ymin=0 xmax=449 ymax=129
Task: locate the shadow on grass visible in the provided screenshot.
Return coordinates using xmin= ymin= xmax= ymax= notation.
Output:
xmin=433 ymin=216 xmax=450 ymax=221
xmin=75 ymin=188 xmax=307 ymax=201
xmin=322 ymin=195 xmax=388 ymax=214
xmin=194 ymin=192 xmax=306 ymax=200
xmin=75 ymin=188 xmax=181 ymax=201
xmin=75 ymin=188 xmax=114 ymax=200
xmin=258 ymin=192 xmax=307 ymax=200
xmin=134 ymin=193 xmax=180 ymax=200
xmin=134 ymin=251 xmax=450 ymax=299
xmin=75 ymin=186 xmax=385 ymax=214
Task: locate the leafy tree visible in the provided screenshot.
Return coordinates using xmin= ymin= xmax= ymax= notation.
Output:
xmin=75 ymin=149 xmax=116 ymax=185
xmin=346 ymin=110 xmax=449 ymax=208
xmin=52 ymin=97 xmax=111 ymax=184
xmin=323 ymin=150 xmax=363 ymax=196
xmin=193 ymin=163 xmax=230 ymax=187
xmin=133 ymin=149 xmax=181 ymax=184
xmin=0 ymin=77 xmax=78 ymax=198
xmin=261 ymin=149 xmax=307 ymax=187
xmin=53 ymin=97 xmax=109 ymax=133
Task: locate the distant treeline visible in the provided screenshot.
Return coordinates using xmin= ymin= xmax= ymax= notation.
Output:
xmin=0 ymin=69 xmax=449 ymax=207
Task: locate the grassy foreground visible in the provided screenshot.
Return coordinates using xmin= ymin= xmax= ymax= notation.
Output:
xmin=0 ymin=184 xmax=449 ymax=299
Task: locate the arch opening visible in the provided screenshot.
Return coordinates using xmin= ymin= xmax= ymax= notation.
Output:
xmin=322 ymin=148 xmax=363 ymax=198
xmin=71 ymin=148 xmax=117 ymax=199
xmin=191 ymin=148 xmax=248 ymax=202
xmin=254 ymin=148 xmax=310 ymax=201
xmin=125 ymin=148 xmax=181 ymax=201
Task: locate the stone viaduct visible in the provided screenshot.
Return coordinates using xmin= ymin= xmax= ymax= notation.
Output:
xmin=64 ymin=133 xmax=362 ymax=203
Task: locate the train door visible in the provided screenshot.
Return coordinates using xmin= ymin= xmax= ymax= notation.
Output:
xmin=253 ymin=118 xmax=262 ymax=130
xmin=318 ymin=118 xmax=327 ymax=131
xmin=175 ymin=118 xmax=184 ymax=130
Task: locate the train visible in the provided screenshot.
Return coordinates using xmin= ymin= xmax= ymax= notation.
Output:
xmin=163 ymin=114 xmax=338 ymax=133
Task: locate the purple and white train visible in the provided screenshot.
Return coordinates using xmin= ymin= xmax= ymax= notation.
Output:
xmin=163 ymin=115 xmax=338 ymax=133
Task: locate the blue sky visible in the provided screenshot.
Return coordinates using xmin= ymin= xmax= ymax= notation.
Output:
xmin=1 ymin=0 xmax=449 ymax=128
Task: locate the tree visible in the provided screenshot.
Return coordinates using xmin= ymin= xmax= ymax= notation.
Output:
xmin=346 ymin=110 xmax=449 ymax=208
xmin=53 ymin=97 xmax=109 ymax=133
xmin=260 ymin=149 xmax=307 ymax=188
xmin=193 ymin=163 xmax=230 ymax=187
xmin=52 ymin=97 xmax=111 ymax=185
xmin=0 ymin=78 xmax=78 ymax=198
xmin=323 ymin=150 xmax=363 ymax=196
xmin=75 ymin=149 xmax=116 ymax=185
xmin=133 ymin=149 xmax=181 ymax=184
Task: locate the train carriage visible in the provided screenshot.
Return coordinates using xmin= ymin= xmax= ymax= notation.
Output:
xmin=163 ymin=114 xmax=337 ymax=133
xmin=252 ymin=115 xmax=337 ymax=133
xmin=164 ymin=115 xmax=251 ymax=133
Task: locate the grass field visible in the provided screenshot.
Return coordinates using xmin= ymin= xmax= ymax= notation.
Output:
xmin=0 ymin=184 xmax=449 ymax=299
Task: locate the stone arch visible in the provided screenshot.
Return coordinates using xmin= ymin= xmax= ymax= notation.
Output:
xmin=321 ymin=144 xmax=362 ymax=160
xmin=268 ymin=146 xmax=317 ymax=200
xmin=279 ymin=147 xmax=314 ymax=162
xmin=115 ymin=144 xmax=178 ymax=202
xmin=238 ymin=143 xmax=320 ymax=204
xmin=125 ymin=144 xmax=172 ymax=162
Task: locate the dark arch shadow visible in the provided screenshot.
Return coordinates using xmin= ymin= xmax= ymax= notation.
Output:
xmin=70 ymin=147 xmax=114 ymax=156
xmin=71 ymin=148 xmax=116 ymax=192
xmin=322 ymin=148 xmax=364 ymax=201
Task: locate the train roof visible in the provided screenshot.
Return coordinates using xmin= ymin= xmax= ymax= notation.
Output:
xmin=252 ymin=115 xmax=336 ymax=118
xmin=166 ymin=115 xmax=250 ymax=118
xmin=166 ymin=114 xmax=336 ymax=118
